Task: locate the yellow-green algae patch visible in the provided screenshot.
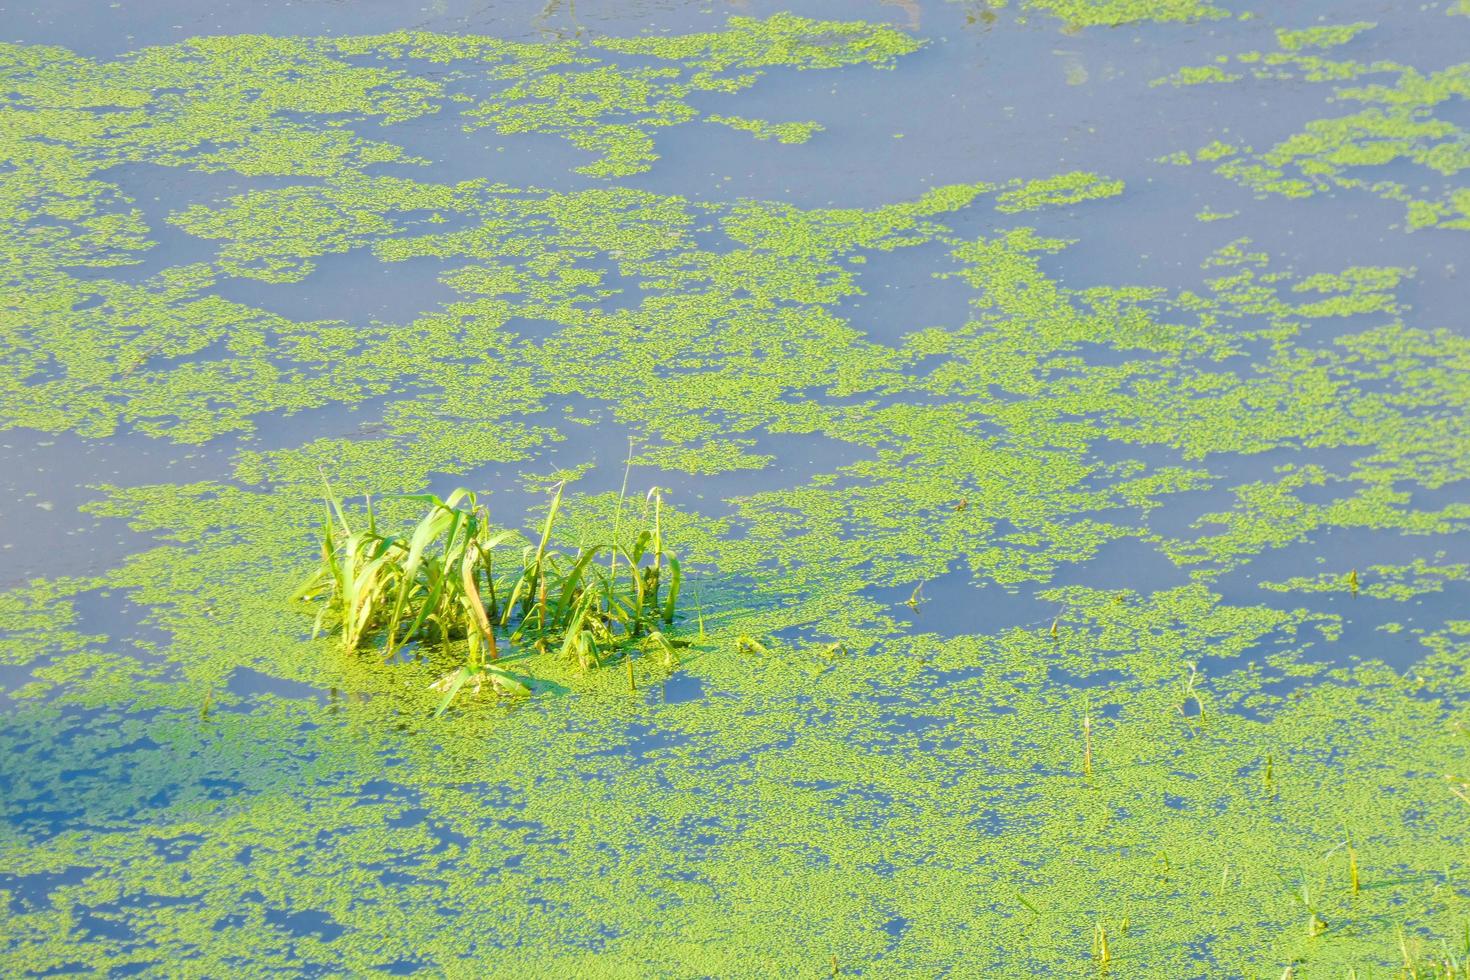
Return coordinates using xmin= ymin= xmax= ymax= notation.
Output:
xmin=1159 ymin=23 xmax=1470 ymax=231
xmin=391 ymin=13 xmax=917 ymax=178
xmin=993 ymin=171 xmax=1125 ymax=213
xmin=1 ymin=13 xmax=1469 ymax=977
xmin=1262 ymin=558 xmax=1468 ymax=601
xmin=1025 ymin=0 xmax=1232 ymax=27
xmin=4 ymin=207 xmax=1468 ymax=970
xmin=1275 ymin=22 xmax=1377 ymax=52
xmin=960 ymin=0 xmax=1237 ymax=28
xmin=3 ymin=576 xmax=1468 ymax=974
xmin=704 ymin=113 xmax=825 ymax=144
xmin=0 ymin=16 xmax=925 ymax=444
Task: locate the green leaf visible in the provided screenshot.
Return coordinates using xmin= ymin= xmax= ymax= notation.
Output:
xmin=485 ymin=667 xmax=532 ymax=698
xmin=432 ymin=667 xmax=471 ymax=719
xmin=663 ymin=556 xmax=681 ymax=624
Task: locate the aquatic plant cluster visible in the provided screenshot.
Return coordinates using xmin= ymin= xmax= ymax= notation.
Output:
xmin=299 ymin=481 xmax=685 ymax=712
xmin=1 ymin=8 xmax=1468 ymax=977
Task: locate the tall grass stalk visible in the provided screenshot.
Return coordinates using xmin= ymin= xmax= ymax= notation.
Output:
xmin=1093 ymin=921 xmax=1110 ymax=970
xmin=1083 ymin=709 xmax=1094 ymax=780
xmin=609 ymin=438 xmax=635 ymax=588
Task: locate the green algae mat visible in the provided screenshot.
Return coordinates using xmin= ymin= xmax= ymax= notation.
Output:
xmin=2 ymin=1 xmax=1469 ymax=975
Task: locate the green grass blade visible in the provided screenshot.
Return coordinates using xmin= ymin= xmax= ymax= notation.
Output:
xmin=461 ymin=543 xmax=498 ymax=661
xmin=662 ymin=556 xmax=681 ymax=624
xmin=485 ymin=667 xmax=532 ymax=698
xmin=432 ymin=667 xmax=471 ymax=719
xmin=385 ymin=508 xmax=461 ymax=653
xmin=554 ymin=545 xmax=606 ymax=622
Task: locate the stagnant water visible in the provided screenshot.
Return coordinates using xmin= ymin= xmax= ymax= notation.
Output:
xmin=2 ymin=0 xmax=1468 ymax=975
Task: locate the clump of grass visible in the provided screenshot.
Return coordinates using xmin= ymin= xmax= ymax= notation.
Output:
xmin=296 ymin=478 xmax=684 ymax=716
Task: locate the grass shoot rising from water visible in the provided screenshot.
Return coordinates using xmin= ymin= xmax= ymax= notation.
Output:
xmin=296 ymin=479 xmax=684 ymax=716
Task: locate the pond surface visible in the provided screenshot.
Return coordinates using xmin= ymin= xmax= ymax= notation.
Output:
xmin=2 ymin=0 xmax=1469 ymax=975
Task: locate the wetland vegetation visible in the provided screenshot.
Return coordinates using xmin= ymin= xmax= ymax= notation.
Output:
xmin=0 ymin=2 xmax=1468 ymax=976
xmin=299 ymin=478 xmax=687 ymax=712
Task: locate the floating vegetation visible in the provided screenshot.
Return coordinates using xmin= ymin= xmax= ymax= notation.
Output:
xmin=705 ymin=114 xmax=825 ymax=144
xmin=993 ymin=171 xmax=1125 ymax=213
xmin=297 ymin=480 xmax=683 ymax=715
xmin=969 ymin=0 xmax=1235 ymax=28
xmin=1157 ymin=22 xmax=1470 ymax=230
xmin=1261 ymin=558 xmax=1469 ymax=600
xmin=0 ymin=6 xmax=1468 ymax=977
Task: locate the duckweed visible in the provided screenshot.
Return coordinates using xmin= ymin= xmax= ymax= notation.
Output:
xmin=993 ymin=171 xmax=1126 ymax=213
xmin=0 ymin=9 xmax=1468 ymax=977
xmin=970 ymin=0 xmax=1235 ymax=27
xmin=1024 ymin=0 xmax=1232 ymax=27
xmin=1261 ymin=558 xmax=1468 ymax=601
xmin=1158 ymin=22 xmax=1470 ymax=230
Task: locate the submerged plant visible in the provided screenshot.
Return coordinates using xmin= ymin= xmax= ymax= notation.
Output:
xmin=296 ymin=478 xmax=683 ymax=716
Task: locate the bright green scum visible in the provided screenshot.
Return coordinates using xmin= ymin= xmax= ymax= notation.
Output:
xmin=1261 ymin=558 xmax=1468 ymax=601
xmin=1 ymin=13 xmax=1470 ymax=978
xmin=0 ymin=15 xmax=915 ymax=442
xmin=1024 ymin=0 xmax=1233 ymax=27
xmin=1157 ymin=21 xmax=1470 ymax=231
xmin=958 ymin=0 xmax=1237 ymax=28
